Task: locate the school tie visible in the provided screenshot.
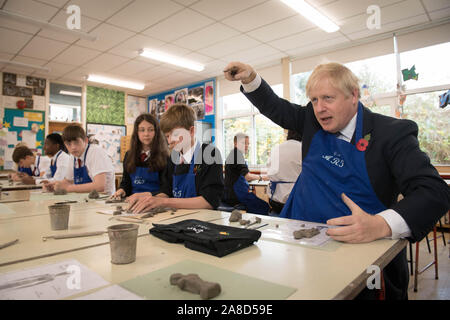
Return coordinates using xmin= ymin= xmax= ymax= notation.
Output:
xmin=77 ymin=158 xmax=82 ymax=168
xmin=140 ymin=153 xmax=147 ymax=163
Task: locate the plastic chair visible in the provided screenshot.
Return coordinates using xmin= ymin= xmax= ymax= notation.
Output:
xmin=413 ymin=226 xmax=439 ymax=292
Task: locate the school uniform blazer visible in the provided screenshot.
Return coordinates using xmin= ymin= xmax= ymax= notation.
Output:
xmin=242 ymin=78 xmax=450 ymax=243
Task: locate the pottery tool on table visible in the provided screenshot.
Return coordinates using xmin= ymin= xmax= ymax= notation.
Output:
xmin=0 ymin=239 xmax=19 ymax=250
xmin=42 ymin=231 xmax=107 ymax=241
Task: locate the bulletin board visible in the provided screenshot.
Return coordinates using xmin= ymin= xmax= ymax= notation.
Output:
xmin=1 ymin=108 xmax=45 ymax=169
xmin=147 ymin=78 xmax=216 ymax=143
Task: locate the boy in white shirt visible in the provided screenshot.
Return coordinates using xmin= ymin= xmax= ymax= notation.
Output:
xmin=45 ymin=124 xmax=115 ymax=195
xmin=11 ymin=145 xmax=47 ymax=185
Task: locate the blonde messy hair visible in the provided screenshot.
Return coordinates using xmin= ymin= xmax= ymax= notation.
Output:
xmin=159 ymin=103 xmax=196 ymax=134
xmin=306 ymin=62 xmax=360 ymax=99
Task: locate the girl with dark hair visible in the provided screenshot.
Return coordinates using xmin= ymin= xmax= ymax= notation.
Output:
xmin=41 ymin=132 xmax=70 ymax=182
xmin=112 ymin=113 xmax=169 ymax=199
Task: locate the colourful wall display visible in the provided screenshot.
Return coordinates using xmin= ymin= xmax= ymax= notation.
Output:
xmin=86 ymin=86 xmax=125 ymax=125
xmin=147 ymin=78 xmax=216 ymax=143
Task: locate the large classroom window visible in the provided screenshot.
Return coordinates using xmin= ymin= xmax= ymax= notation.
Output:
xmin=222 ymin=84 xmax=285 ymax=166
xmin=290 ymin=42 xmax=449 ymax=165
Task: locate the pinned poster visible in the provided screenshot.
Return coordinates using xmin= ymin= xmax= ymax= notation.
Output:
xmin=13 ymin=117 xmax=28 ymax=127
xmin=6 ymin=131 xmax=18 ymax=145
xmin=5 ymin=147 xmax=14 ymax=161
xmin=21 ymin=130 xmax=36 ymax=149
xmin=204 ymin=81 xmax=214 ymax=115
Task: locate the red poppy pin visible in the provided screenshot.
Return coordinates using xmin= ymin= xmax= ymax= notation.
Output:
xmin=356 ymin=134 xmax=371 ymax=151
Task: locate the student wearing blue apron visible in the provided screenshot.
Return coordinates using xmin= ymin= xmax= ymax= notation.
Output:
xmin=223 ymin=133 xmax=269 ymax=215
xmin=41 ymin=133 xmax=70 ymax=183
xmin=112 ymin=114 xmax=169 ymax=199
xmin=223 ymin=61 xmax=449 ymax=299
xmin=128 ymin=103 xmax=224 ymax=214
xmin=48 ymin=124 xmax=116 ymax=195
xmin=11 ymin=145 xmax=44 ymax=184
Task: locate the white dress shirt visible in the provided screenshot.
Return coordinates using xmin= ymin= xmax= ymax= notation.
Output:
xmin=36 ymin=150 xmax=70 ymax=183
xmin=243 ymin=73 xmax=411 ymax=240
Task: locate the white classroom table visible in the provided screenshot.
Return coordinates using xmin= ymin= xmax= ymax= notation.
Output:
xmin=0 ymin=195 xmax=407 ymax=299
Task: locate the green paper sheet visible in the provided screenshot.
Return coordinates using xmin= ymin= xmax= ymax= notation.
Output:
xmin=120 ymin=260 xmax=297 ymax=300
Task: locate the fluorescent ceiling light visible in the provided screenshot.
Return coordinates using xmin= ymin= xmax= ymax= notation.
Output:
xmin=86 ymin=75 xmax=145 ymax=90
xmin=280 ymin=0 xmax=339 ymax=33
xmin=0 ymin=9 xmax=97 ymax=41
xmin=0 ymin=59 xmax=50 ymax=72
xmin=139 ymin=49 xmax=205 ymax=72
xmin=59 ymin=90 xmax=81 ymax=96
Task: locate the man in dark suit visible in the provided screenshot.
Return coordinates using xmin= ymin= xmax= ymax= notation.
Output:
xmin=223 ymin=61 xmax=450 ymax=299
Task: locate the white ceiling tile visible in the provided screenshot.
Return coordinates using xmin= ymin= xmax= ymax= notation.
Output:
xmin=268 ymin=28 xmax=341 ymax=51
xmin=0 ymin=52 xmax=14 ymax=60
xmin=0 ymin=19 xmax=40 ymax=34
xmin=4 ymin=0 xmax=59 ymax=21
xmin=247 ymin=15 xmax=315 ymax=43
xmin=0 ymin=28 xmax=34 ymax=55
xmin=380 ymin=0 xmax=427 ymax=23
xmin=221 ymin=44 xmax=283 ymax=64
xmin=346 ymin=14 xmax=429 ymax=41
xmin=134 ymin=65 xmax=178 ymax=81
xmin=142 ymin=8 xmax=214 ymax=42
xmin=2 ymin=65 xmax=48 ymax=75
xmin=38 ymin=12 xmax=101 ymax=43
xmin=75 ymin=23 xmax=135 ymax=51
xmin=196 ymin=34 xmax=262 ymax=59
xmin=221 ymin=0 xmax=296 ymax=32
xmin=108 ymin=0 xmax=183 ymax=32
xmin=64 ymin=0 xmax=134 ymax=21
xmin=421 ymin=0 xmax=450 ymax=12
xmin=153 ymin=43 xmax=191 ymax=56
xmin=42 ymin=61 xmax=77 ymax=77
xmin=319 ymin=0 xmax=395 ymax=22
xmin=109 ymin=59 xmax=156 ymax=76
xmin=429 ymin=7 xmax=450 ymax=20
xmin=285 ymin=35 xmax=350 ymax=56
xmin=12 ymin=55 xmax=48 ymax=66
xmin=171 ymin=0 xmax=200 ymax=6
xmin=172 ymin=23 xmax=240 ymax=51
xmin=82 ymin=53 xmax=130 ymax=72
xmin=35 ymin=0 xmax=69 ymax=7
xmin=191 ymin=0 xmax=267 ymax=20
xmin=182 ymin=52 xmax=214 ymax=64
xmin=108 ymin=34 xmax=166 ymax=59
xmin=19 ymin=36 xmax=70 ymax=60
xmin=52 ymin=45 xmax=101 ymax=66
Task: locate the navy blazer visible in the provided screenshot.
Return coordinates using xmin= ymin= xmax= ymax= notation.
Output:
xmin=242 ymin=78 xmax=449 ymax=242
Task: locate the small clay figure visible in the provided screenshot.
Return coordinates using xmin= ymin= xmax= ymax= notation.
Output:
xmin=170 ymin=273 xmax=221 ymax=300
xmin=229 ymin=209 xmax=242 ymax=222
xmin=239 ymin=219 xmax=250 ymax=225
xmin=116 ymin=205 xmax=123 ymax=211
xmin=113 ymin=210 xmax=122 ymax=216
xmin=88 ymin=190 xmax=99 ymax=199
xmin=53 ymin=189 xmax=67 ymax=195
xmin=140 ymin=207 xmax=177 ymax=219
xmin=293 ymin=227 xmax=320 ymax=240
xmin=105 ymin=198 xmax=124 ymax=204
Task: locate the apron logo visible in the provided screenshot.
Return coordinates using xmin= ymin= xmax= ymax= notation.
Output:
xmin=133 ymin=177 xmax=145 ymax=185
xmin=322 ymin=152 xmax=344 ymax=168
xmin=187 ymin=225 xmax=208 ymax=234
xmin=173 ymin=189 xmax=182 ymax=198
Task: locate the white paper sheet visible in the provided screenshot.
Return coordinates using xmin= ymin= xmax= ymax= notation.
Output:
xmin=21 ymin=130 xmax=36 ymax=149
xmin=0 ymin=259 xmax=109 ymax=300
xmin=5 ymin=147 xmax=14 ymax=162
xmin=6 ymin=131 xmax=17 ymax=145
xmin=13 ymin=117 xmax=28 ymax=128
xmin=32 ymin=95 xmax=46 ymax=110
xmin=76 ymin=285 xmax=143 ymax=300
xmin=16 ymin=76 xmax=26 ymax=87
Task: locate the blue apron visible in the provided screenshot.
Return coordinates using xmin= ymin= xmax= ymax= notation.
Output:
xmin=172 ymin=144 xmax=200 ymax=198
xmin=50 ymin=151 xmax=62 ymax=178
xmin=233 ymin=175 xmax=270 ymax=215
xmin=74 ymin=144 xmax=93 ymax=185
xmin=130 ymin=166 xmax=160 ymax=193
xmin=18 ymin=155 xmax=40 ymax=177
xmin=280 ymin=103 xmax=386 ymax=223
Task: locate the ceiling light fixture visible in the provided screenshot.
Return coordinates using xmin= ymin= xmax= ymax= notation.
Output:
xmin=280 ymin=0 xmax=339 ymax=33
xmin=86 ymin=75 xmax=145 ymax=90
xmin=0 ymin=59 xmax=51 ymax=72
xmin=59 ymin=90 xmax=82 ymax=96
xmin=139 ymin=49 xmax=205 ymax=72
xmin=0 ymin=9 xmax=97 ymax=41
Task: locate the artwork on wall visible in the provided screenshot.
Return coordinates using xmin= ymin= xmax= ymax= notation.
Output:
xmin=1 ymin=72 xmax=47 ymax=111
xmin=126 ymin=95 xmax=147 ymax=125
xmin=147 ymin=78 xmax=216 ymax=143
xmin=86 ymin=86 xmax=125 ymax=125
xmin=86 ymin=123 xmax=126 ymax=172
